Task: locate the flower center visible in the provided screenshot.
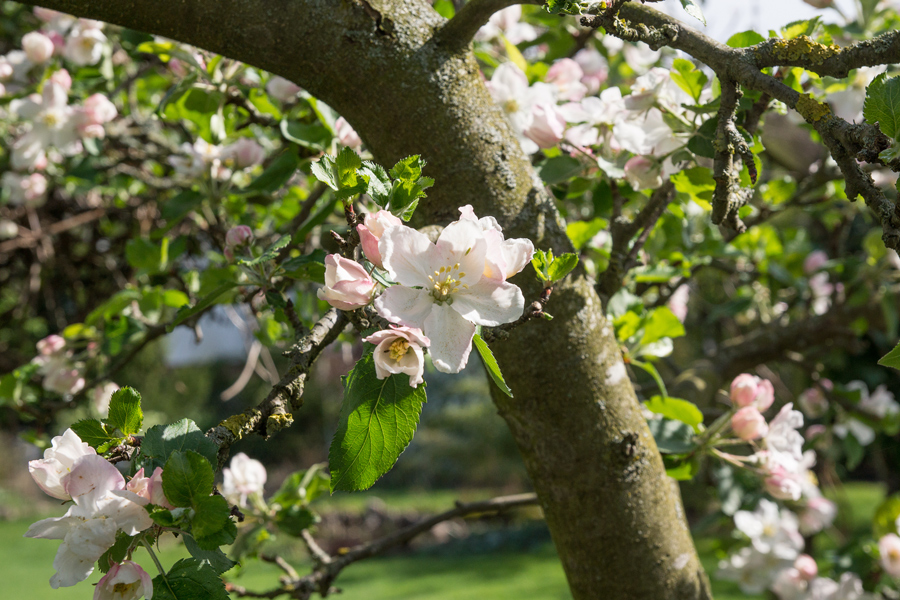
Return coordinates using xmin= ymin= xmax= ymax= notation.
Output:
xmin=428 ymin=263 xmax=467 ymax=304
xmin=113 ymin=581 xmax=140 ymax=595
xmin=890 ymin=548 xmax=900 ymax=562
xmin=762 ymin=524 xmax=777 ymax=537
xmin=42 ymin=110 xmax=62 ymax=128
xmin=388 ymin=339 xmax=410 ymax=361
xmin=503 ymin=99 xmax=519 ymax=114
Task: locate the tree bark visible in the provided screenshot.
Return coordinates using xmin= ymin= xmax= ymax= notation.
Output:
xmin=23 ymin=1 xmax=712 ymax=597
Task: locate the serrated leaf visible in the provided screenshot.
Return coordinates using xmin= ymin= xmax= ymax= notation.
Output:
xmin=335 ymin=146 xmax=362 ymax=188
xmin=311 ymin=155 xmax=338 ymax=190
xmin=139 ymin=419 xmax=219 ymax=472
xmin=670 ymin=58 xmax=708 ymax=102
xmin=879 ymin=340 xmax=900 ymax=371
xmin=640 ymin=307 xmax=686 ymax=346
xmin=183 ymin=535 xmax=236 ymax=575
xmin=547 ymin=252 xmax=579 ymax=282
xmin=648 ymin=418 xmax=696 ymax=454
xmin=679 ymin=0 xmax=706 ymax=25
xmin=645 ymin=396 xmax=704 ymax=431
xmin=105 ymin=387 xmax=143 ymax=436
xmin=389 ymin=155 xmax=425 ymax=182
xmin=279 ymin=120 xmax=330 ymax=151
xmin=191 ymin=495 xmax=231 ymax=538
xmin=329 ymin=353 xmax=427 ymax=492
xmin=163 ymin=450 xmax=215 ymax=508
xmin=70 ymin=419 xmax=120 ymax=452
xmin=359 ymin=161 xmax=392 ymax=206
xmin=194 ymin=517 xmax=237 ymax=551
xmin=864 ymin=73 xmax=900 ymax=139
xmin=472 ymin=334 xmax=513 ymax=398
xmin=152 ymin=558 xmax=229 ymax=600
xmin=237 ymin=235 xmax=290 ymax=267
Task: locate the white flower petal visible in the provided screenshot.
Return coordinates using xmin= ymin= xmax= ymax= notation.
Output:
xmin=452 ymin=279 xmax=524 ymax=326
xmin=25 ymin=515 xmax=76 ymax=540
xmin=380 ymin=226 xmax=435 ymax=286
xmin=374 ymin=286 xmax=434 ymax=329
xmin=424 ymin=304 xmax=475 ymax=374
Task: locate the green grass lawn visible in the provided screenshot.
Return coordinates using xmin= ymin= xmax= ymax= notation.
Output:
xmin=3 ymin=482 xmax=885 ymax=600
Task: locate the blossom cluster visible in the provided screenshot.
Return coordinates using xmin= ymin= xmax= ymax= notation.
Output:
xmin=316 ymin=205 xmax=534 ymax=383
xmin=25 ymin=428 xmax=160 ymax=598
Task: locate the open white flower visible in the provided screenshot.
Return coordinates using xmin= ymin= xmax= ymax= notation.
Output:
xmin=63 ymin=26 xmax=107 ymax=66
xmin=375 ymin=212 xmax=527 ymax=373
xmin=10 ymin=80 xmax=80 ymax=169
xmin=25 ymin=455 xmax=152 ymax=588
xmin=223 ymin=452 xmax=267 ymax=508
xmin=364 ymin=326 xmax=430 ymax=387
xmin=734 ymin=499 xmax=804 ymax=560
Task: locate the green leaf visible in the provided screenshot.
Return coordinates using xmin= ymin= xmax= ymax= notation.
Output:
xmin=183 ymin=535 xmax=236 ymax=575
xmin=566 ymin=218 xmax=608 ymax=251
xmin=105 ymin=387 xmax=143 ymax=436
xmin=282 ymin=249 xmax=327 ymax=283
xmin=663 ymin=454 xmax=700 ymax=481
xmin=70 ymin=419 xmax=121 ymax=452
xmin=640 ymin=307 xmax=686 ymax=346
xmin=531 ymin=249 xmax=553 ymax=281
xmin=126 ymin=238 xmax=169 ymax=275
xmin=329 ymin=353 xmax=427 ymax=492
xmin=359 ymin=161 xmax=392 ymax=207
xmin=864 ymin=73 xmax=900 ymax=139
xmin=671 ymin=166 xmax=715 ymax=209
xmin=536 ymin=155 xmax=584 ymax=185
xmin=472 ymin=334 xmax=513 ymax=398
xmin=878 ymin=340 xmax=900 ymax=371
xmin=279 ymin=120 xmax=331 ymax=151
xmin=98 ymin=533 xmax=135 ymax=574
xmin=190 ymin=495 xmax=231 ymax=538
xmin=873 ymin=495 xmax=900 ymax=537
xmin=237 ymin=235 xmax=290 ymax=267
xmin=163 ymin=450 xmax=215 ymax=508
xmin=647 ymin=418 xmax=696 ymax=454
xmin=645 ymin=396 xmax=704 ymax=431
xmin=679 ymin=0 xmax=706 ymax=24
xmin=336 ymin=146 xmax=363 ymax=187
xmin=547 ymin=252 xmax=579 ymax=282
xmin=271 ymin=464 xmax=330 ymax=507
xmin=389 ymin=156 xmax=425 ymax=181
xmin=243 ymin=150 xmax=300 ymax=195
xmin=139 ymin=419 xmax=219 ymax=472
xmin=275 ymin=505 xmax=317 ymax=536
xmin=670 ymin=58 xmax=708 ymax=102
xmin=151 ymin=558 xmax=229 ymax=600
xmin=193 ymin=519 xmax=237 ymax=551
xmin=168 ymin=283 xmax=240 ymax=332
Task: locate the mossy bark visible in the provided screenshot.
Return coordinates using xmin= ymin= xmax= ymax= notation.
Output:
xmin=24 ymin=0 xmax=713 ymax=597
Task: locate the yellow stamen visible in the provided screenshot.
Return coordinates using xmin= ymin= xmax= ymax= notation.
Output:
xmin=388 ymin=339 xmax=410 ymax=361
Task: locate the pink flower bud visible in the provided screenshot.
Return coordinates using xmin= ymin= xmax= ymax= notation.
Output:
xmin=49 ymin=68 xmax=72 ymax=91
xmin=798 ymin=387 xmax=828 ymax=418
xmin=358 ymin=210 xmax=402 ymax=268
xmin=794 ymin=555 xmax=818 ymax=581
xmin=804 ymin=424 xmax=827 ymax=441
xmin=729 ymin=374 xmax=774 ymax=411
xmin=94 ymin=560 xmax=153 ymax=600
xmin=37 ymin=334 xmax=66 ymax=355
xmin=799 ymin=496 xmax=836 ymax=534
xmin=732 ymin=406 xmax=768 ymax=440
xmin=364 ymin=326 xmax=431 ymax=387
xmin=317 ymin=254 xmax=376 ymax=310
xmin=880 ymin=533 xmax=900 ymax=578
xmin=803 ymin=250 xmax=828 ymax=274
xmin=764 ymin=465 xmax=803 ymax=501
xmin=573 ymin=47 xmax=608 ymax=94
xmin=225 ymin=225 xmax=253 ymax=248
xmin=335 ymin=117 xmax=362 ymax=149
xmin=525 ymin=103 xmax=566 ymax=149
xmin=546 ymin=58 xmax=588 ymax=101
xmin=22 ymin=31 xmax=55 ymax=64
xmin=224 ymin=138 xmax=266 ymax=169
xmin=266 ymin=76 xmax=301 ymax=102
xmin=82 ymin=93 xmax=117 ymax=125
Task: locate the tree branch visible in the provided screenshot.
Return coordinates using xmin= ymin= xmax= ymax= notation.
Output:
xmin=435 ymin=0 xmax=542 ymax=49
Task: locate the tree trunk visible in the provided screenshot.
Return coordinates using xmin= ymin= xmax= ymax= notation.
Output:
xmin=25 ymin=1 xmax=713 ymax=597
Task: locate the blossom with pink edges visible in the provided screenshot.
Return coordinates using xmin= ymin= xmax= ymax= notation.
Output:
xmin=364 ymin=326 xmax=430 ymax=387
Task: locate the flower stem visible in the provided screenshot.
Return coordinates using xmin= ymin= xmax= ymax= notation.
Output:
xmin=140 ymin=538 xmax=167 ymax=577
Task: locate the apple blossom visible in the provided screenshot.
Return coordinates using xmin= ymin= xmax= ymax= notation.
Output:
xmin=488 ymin=63 xmax=557 ymax=154
xmin=37 ymin=333 xmax=66 ymax=355
xmin=833 ymin=417 xmax=876 ymax=446
xmin=63 ymin=26 xmax=107 ymax=66
xmin=525 ymin=102 xmax=566 ymax=149
xmin=10 ymin=81 xmax=80 ymax=169
xmin=28 ymin=428 xmax=96 ymax=500
xmin=717 ymin=545 xmax=792 ymax=594
xmin=2 ymin=172 xmax=49 ymax=206
xmin=667 ymin=284 xmax=690 ymax=323
xmin=169 ymin=138 xmax=228 ymax=180
xmin=91 ymin=382 xmax=120 ymax=416
xmin=26 ymin=455 xmax=153 ymax=587
xmin=317 ymin=254 xmax=376 ymax=310
xmin=457 ymin=205 xmax=534 ymax=282
xmin=764 ymin=464 xmax=805 ymax=501
xmin=799 ymin=497 xmax=836 ymax=535
xmin=573 ymin=47 xmax=608 ymax=95
xmin=43 ymin=366 xmax=86 ymax=396
xmin=0 ymin=219 xmax=18 ymax=239
xmin=375 ymin=211 xmax=526 ymax=373
xmin=545 ymin=59 xmax=588 ymax=102
xmin=126 ymin=466 xmax=174 ymax=509
xmin=474 ymin=5 xmax=538 ymax=45
xmin=849 ymin=380 xmax=899 ymax=418
xmin=266 ymin=76 xmax=301 ymax=102
xmin=94 ymin=561 xmax=153 ymax=600
xmin=797 ymin=387 xmax=828 ymax=418
xmin=803 ymin=250 xmax=828 ymax=274
xmin=22 ymin=31 xmax=55 ymax=64
xmin=881 ymin=534 xmax=900 ymax=578
xmin=80 ymin=93 xmax=118 ymax=136
xmin=730 ymin=374 xmax=775 ymax=411
xmin=732 ymin=406 xmax=768 ymax=441
xmin=49 ymin=68 xmax=72 ymax=91
xmin=808 ymin=272 xmax=834 ymax=315
xmin=358 ymin=210 xmax=402 ymax=268
xmin=223 ymin=452 xmax=267 ymax=508
xmin=364 ymin=326 xmax=430 ymax=387
xmin=335 ymin=116 xmax=362 ymax=149
xmin=624 ymin=155 xmax=663 ymax=191
xmin=224 ymin=138 xmax=266 ymax=169
xmin=734 ymin=499 xmax=804 ymax=560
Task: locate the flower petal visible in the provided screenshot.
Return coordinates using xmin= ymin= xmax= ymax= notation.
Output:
xmin=424 ymin=304 xmax=475 ymax=374
xmin=500 ymin=238 xmax=535 ymax=279
xmin=25 ymin=515 xmax=76 ymax=540
xmin=432 ymin=220 xmax=487 ymax=287
xmin=374 ymin=286 xmax=434 ymax=329
xmin=64 ymin=454 xmax=125 ymax=510
xmin=452 ymin=279 xmax=524 ymax=326
xmin=380 ymin=226 xmax=435 ymax=286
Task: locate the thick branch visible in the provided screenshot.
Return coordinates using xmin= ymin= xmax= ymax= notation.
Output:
xmin=435 ymin=0 xmax=541 ymax=49
xmin=753 ymin=30 xmax=900 ymax=78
